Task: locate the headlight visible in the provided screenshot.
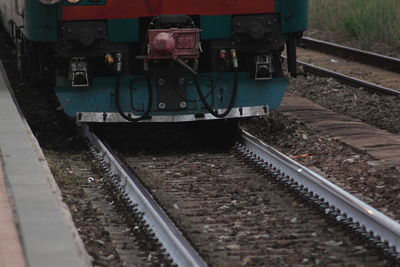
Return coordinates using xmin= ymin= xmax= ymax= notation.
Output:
xmin=66 ymin=0 xmax=81 ymax=3
xmin=39 ymin=0 xmax=61 ymax=4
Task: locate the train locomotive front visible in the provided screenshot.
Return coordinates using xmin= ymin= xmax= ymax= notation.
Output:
xmin=1 ymin=0 xmax=308 ymax=123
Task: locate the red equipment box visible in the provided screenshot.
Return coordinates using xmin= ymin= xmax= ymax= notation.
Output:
xmin=147 ymin=28 xmax=201 ymax=60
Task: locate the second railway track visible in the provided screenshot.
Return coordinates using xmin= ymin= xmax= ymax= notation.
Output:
xmin=82 ymin=123 xmax=400 ymax=266
xmin=296 ymin=37 xmax=400 ymax=96
xmin=298 ymin=37 xmax=400 ymax=74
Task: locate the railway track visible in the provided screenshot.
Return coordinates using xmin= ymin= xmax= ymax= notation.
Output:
xmin=80 ymin=123 xmax=400 ymax=266
xmin=296 ymin=37 xmax=400 ymax=96
xmin=2 ymin=12 xmax=398 ymax=264
xmin=298 ymin=37 xmax=400 ymax=73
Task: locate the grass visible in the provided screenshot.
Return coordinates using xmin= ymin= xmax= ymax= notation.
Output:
xmin=309 ymin=0 xmax=400 ymax=48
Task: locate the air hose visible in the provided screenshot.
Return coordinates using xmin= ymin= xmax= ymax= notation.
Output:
xmin=114 ymin=73 xmax=153 ymax=122
xmin=175 ymin=56 xmax=239 ymax=118
xmin=193 ymin=69 xmax=238 ymax=118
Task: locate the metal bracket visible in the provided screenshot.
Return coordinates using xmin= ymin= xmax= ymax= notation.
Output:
xmin=255 ymin=54 xmax=273 ymax=80
xmin=70 ymin=57 xmax=89 ymax=87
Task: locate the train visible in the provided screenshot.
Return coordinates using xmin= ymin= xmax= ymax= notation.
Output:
xmin=0 ymin=0 xmax=307 ymax=123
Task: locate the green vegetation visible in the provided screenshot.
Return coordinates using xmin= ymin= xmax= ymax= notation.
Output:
xmin=309 ymin=0 xmax=400 ymax=48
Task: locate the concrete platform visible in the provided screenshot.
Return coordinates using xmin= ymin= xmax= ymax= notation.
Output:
xmin=0 ymin=157 xmax=26 ymax=267
xmin=0 ymin=62 xmax=89 ymax=267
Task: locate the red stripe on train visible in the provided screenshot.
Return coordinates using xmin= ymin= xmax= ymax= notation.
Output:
xmin=62 ymin=0 xmax=275 ymax=21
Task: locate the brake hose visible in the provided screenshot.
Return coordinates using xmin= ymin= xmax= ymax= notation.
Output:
xmin=175 ymin=57 xmax=239 ymax=118
xmin=193 ymin=69 xmax=238 ymax=118
xmin=114 ymin=74 xmax=153 ymax=122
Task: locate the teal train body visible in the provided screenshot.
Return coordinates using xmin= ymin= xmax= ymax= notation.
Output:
xmin=0 ymin=0 xmax=308 ymax=123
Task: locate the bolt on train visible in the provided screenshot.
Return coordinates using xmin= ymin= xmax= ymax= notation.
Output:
xmin=0 ymin=0 xmax=307 ymax=123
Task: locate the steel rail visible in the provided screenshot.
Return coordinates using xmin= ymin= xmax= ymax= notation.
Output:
xmin=78 ymin=123 xmax=207 ymax=267
xmin=298 ymin=37 xmax=400 ymax=73
xmin=239 ymin=130 xmax=400 ymax=255
xmin=298 ymin=60 xmax=400 ymax=96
